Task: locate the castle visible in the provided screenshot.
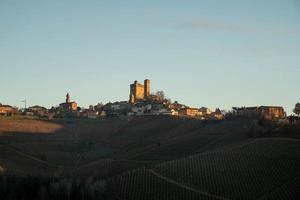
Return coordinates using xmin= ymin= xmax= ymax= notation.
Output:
xmin=129 ymin=79 xmax=150 ymax=103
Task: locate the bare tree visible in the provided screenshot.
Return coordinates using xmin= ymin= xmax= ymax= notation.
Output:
xmin=155 ymin=91 xmax=165 ymax=100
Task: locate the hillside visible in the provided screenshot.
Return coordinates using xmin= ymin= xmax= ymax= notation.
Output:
xmin=0 ymin=116 xmax=252 ymax=177
xmin=0 ymin=116 xmax=299 ymax=199
xmin=109 ymin=138 xmax=300 ymax=200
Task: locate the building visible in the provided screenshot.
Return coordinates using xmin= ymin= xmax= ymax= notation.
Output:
xmin=168 ymin=101 xmax=187 ymax=111
xmin=27 ymin=105 xmax=48 ymax=117
xmin=212 ymin=108 xmax=224 ymax=120
xmin=80 ymin=109 xmax=98 ymax=119
xmin=59 ymin=93 xmax=78 ymax=112
xmin=129 ymin=79 xmax=151 ymax=103
xmin=178 ymin=108 xmax=202 ymax=117
xmin=0 ymin=104 xmax=18 ymax=116
xmin=233 ymin=106 xmax=286 ymax=119
xmin=87 ymin=111 xmax=98 ymax=119
xmin=103 ymin=101 xmax=131 ymax=116
xmin=259 ymin=106 xmax=286 ymax=119
xmin=199 ymin=107 xmax=212 ymax=115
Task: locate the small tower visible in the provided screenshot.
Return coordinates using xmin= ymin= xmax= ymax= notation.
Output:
xmin=144 ymin=79 xmax=150 ymax=98
xmin=66 ymin=93 xmax=70 ymax=103
xmin=129 ymin=81 xmax=137 ymax=103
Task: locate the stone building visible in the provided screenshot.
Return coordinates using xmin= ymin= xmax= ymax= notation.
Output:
xmin=129 ymin=79 xmax=151 ymax=103
xmin=59 ymin=93 xmax=78 ymax=112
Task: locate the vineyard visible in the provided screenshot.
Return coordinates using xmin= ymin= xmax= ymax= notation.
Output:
xmin=109 ymin=169 xmax=217 ymax=200
xmin=0 ymin=117 xmax=299 ymax=199
xmin=109 ymin=138 xmax=300 ymax=200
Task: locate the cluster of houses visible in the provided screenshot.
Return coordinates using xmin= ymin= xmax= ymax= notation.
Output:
xmin=232 ymin=106 xmax=286 ymax=120
xmin=0 ymin=79 xmax=289 ymax=121
xmin=102 ymin=99 xmax=221 ymax=119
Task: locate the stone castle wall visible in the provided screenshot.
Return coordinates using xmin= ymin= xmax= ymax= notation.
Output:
xmin=135 ymin=83 xmax=145 ymax=100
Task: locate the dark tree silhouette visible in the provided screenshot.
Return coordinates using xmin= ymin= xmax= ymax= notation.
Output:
xmin=293 ymin=103 xmax=300 ymax=116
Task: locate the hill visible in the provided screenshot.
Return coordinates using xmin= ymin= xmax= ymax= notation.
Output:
xmin=0 ymin=116 xmax=252 ymax=177
xmin=0 ymin=116 xmax=299 ymax=199
xmin=109 ymin=138 xmax=300 ymax=200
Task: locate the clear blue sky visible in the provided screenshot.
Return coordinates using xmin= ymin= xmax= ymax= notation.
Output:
xmin=1 ymin=0 xmax=299 ymax=113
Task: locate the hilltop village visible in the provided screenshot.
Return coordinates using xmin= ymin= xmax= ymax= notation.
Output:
xmin=0 ymin=79 xmax=294 ymax=121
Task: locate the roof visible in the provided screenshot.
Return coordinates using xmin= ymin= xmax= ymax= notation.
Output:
xmin=232 ymin=106 xmax=259 ymax=110
xmin=28 ymin=105 xmax=47 ymax=109
xmin=215 ymin=108 xmax=222 ymax=114
xmin=259 ymin=106 xmax=284 ymax=109
xmin=0 ymin=104 xmax=13 ymax=108
xmin=233 ymin=106 xmax=284 ymax=110
xmin=199 ymin=107 xmax=208 ymax=109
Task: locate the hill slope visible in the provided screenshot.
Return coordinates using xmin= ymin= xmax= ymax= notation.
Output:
xmin=109 ymin=138 xmax=300 ymax=200
xmin=0 ymin=117 xmax=253 ymax=177
xmin=1 ymin=117 xmax=299 ymax=199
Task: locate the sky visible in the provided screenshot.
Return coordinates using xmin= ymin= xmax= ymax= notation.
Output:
xmin=0 ymin=0 xmax=299 ymax=114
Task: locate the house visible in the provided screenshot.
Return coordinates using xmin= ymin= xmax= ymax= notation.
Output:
xmin=199 ymin=107 xmax=212 ymax=115
xmin=150 ymin=103 xmax=165 ymax=115
xmin=178 ymin=108 xmax=202 ymax=117
xmin=233 ymin=106 xmax=286 ymax=119
xmin=80 ymin=105 xmax=99 ymax=119
xmin=168 ymin=101 xmax=187 ymax=111
xmin=0 ymin=104 xmax=18 ymax=116
xmin=103 ymin=101 xmax=131 ymax=116
xmin=259 ymin=106 xmax=286 ymax=119
xmin=27 ymin=105 xmax=48 ymax=117
xmin=79 ymin=107 xmax=98 ymax=119
xmin=212 ymin=108 xmax=224 ymax=120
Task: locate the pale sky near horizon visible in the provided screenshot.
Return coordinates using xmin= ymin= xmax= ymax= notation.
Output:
xmin=0 ymin=0 xmax=299 ymax=114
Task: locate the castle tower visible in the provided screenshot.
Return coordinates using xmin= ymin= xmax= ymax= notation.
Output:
xmin=129 ymin=81 xmax=137 ymax=103
xmin=144 ymin=79 xmax=150 ymax=98
xmin=66 ymin=93 xmax=70 ymax=103
xmin=129 ymin=86 xmax=135 ymax=104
